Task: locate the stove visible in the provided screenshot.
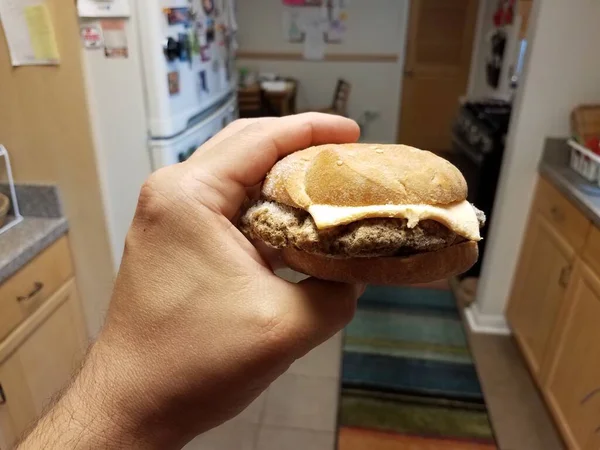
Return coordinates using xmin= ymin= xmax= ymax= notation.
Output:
xmin=449 ymin=99 xmax=512 ymax=278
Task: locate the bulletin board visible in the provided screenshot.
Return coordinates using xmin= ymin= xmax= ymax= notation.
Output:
xmin=236 ymin=0 xmax=403 ymax=61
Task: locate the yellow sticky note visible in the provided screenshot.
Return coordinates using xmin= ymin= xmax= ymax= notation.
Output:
xmin=24 ymin=4 xmax=60 ymax=61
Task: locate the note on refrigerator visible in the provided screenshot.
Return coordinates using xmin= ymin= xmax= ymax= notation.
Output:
xmin=0 ymin=0 xmax=60 ymax=66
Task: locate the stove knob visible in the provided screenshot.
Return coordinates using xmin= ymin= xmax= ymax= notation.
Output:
xmin=163 ymin=37 xmax=183 ymax=62
xmin=482 ymin=138 xmax=493 ymax=153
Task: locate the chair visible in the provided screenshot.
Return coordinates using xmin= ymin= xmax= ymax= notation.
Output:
xmin=237 ymin=83 xmax=263 ymax=118
xmin=316 ymin=79 xmax=351 ymax=116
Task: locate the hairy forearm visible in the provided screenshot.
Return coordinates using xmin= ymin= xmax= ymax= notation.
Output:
xmin=15 ymin=343 xmax=177 ymax=450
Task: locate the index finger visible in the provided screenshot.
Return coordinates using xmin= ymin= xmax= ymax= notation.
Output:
xmin=191 ymin=112 xmax=360 ymax=189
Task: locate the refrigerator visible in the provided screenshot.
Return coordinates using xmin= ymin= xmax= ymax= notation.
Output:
xmin=79 ymin=0 xmax=238 ymax=269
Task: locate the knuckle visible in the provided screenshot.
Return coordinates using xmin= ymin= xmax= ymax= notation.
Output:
xmin=134 ymin=167 xmax=180 ymax=225
xmin=252 ymin=303 xmax=296 ymax=356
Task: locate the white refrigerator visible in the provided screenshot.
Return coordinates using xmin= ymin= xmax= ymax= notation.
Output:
xmin=79 ymin=0 xmax=238 ymax=269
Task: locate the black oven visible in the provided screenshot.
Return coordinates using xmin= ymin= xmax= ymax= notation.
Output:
xmin=448 ymin=100 xmax=511 ymax=278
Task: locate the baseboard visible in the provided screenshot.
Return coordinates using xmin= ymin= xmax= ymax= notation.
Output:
xmin=465 ymin=305 xmax=512 ymax=335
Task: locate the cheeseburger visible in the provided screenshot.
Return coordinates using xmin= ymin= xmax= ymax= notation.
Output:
xmin=240 ymin=143 xmax=485 ymax=285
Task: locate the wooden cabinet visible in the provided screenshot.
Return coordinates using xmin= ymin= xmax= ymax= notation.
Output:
xmin=507 ymin=213 xmax=574 ymax=377
xmin=507 ymin=176 xmax=600 ymax=449
xmin=543 ymin=262 xmax=600 ymax=450
xmin=0 ymin=352 xmax=36 ymax=449
xmin=0 ymin=280 xmax=86 ymax=447
xmin=0 ymin=237 xmax=73 ymax=342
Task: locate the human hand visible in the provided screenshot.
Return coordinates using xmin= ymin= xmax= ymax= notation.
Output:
xmin=17 ymin=113 xmax=363 ymax=450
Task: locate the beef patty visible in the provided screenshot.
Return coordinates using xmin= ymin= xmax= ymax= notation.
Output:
xmin=240 ymin=200 xmax=486 ymax=258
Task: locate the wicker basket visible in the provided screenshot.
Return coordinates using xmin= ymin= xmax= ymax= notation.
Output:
xmin=571 ymin=104 xmax=600 ymax=144
xmin=0 ymin=193 xmax=9 ymax=227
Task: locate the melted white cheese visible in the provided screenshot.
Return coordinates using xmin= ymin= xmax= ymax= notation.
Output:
xmin=308 ymin=200 xmax=481 ymax=241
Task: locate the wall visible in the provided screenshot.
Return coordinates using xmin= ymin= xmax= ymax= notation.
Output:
xmin=468 ymin=0 xmax=600 ymax=332
xmin=0 ymin=0 xmax=115 ymax=336
xmin=468 ymin=0 xmax=522 ymax=100
xmin=235 ymin=0 xmax=409 ymax=143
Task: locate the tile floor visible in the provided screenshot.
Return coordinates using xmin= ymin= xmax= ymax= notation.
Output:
xmin=184 ymin=331 xmax=343 ymax=450
xmin=185 ymin=270 xmax=566 ymax=449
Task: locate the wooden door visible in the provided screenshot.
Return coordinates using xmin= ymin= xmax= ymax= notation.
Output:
xmin=543 ymin=262 xmax=600 ymax=450
xmin=17 ymin=281 xmax=87 ymax=415
xmin=506 ymin=213 xmax=574 ymax=378
xmin=398 ymin=0 xmax=479 ymax=152
xmin=0 ymin=352 xmax=36 ymax=448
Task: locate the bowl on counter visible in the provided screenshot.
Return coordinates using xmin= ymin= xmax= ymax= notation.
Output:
xmin=0 ymin=193 xmax=9 ymax=227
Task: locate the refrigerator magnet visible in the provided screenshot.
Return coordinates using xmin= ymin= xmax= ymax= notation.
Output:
xmin=200 ymin=45 xmax=211 ymax=62
xmin=168 ymin=71 xmax=180 ymax=96
xmin=80 ymin=23 xmax=104 ymax=49
xmin=165 ymin=8 xmax=190 ymax=26
xmin=178 ymin=33 xmax=191 ymax=62
xmin=202 ymin=0 xmax=215 ymax=15
xmin=101 ymin=19 xmax=129 ymax=58
xmin=199 ymin=70 xmax=209 ymax=93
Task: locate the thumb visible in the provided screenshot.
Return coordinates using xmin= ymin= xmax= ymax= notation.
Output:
xmin=282 ymin=278 xmax=365 ymax=356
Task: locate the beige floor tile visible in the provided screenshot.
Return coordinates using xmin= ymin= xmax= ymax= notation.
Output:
xmin=263 ymin=374 xmax=339 ymax=431
xmin=237 ymin=391 xmax=268 ymax=424
xmin=184 ymin=419 xmax=258 ymax=450
xmin=288 ymin=332 xmax=343 ymax=378
xmin=255 ymin=426 xmax=335 ymax=450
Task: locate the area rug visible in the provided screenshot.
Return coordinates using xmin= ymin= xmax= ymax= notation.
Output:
xmin=337 ymin=282 xmax=497 ymax=449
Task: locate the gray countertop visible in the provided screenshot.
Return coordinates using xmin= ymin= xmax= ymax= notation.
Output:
xmin=0 ymin=185 xmax=68 ymax=285
xmin=539 ymin=138 xmax=600 ymax=228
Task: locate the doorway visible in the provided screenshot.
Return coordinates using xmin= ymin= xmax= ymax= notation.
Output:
xmin=397 ymin=0 xmax=479 ymax=153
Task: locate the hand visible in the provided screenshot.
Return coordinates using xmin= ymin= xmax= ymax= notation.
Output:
xmin=17 ymin=113 xmax=363 ymax=450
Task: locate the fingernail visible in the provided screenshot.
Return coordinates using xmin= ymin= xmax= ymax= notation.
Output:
xmin=357 ymin=283 xmax=367 ymax=296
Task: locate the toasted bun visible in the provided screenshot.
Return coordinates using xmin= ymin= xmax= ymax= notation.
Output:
xmin=262 ymin=143 xmax=467 ymax=210
xmin=282 ymin=241 xmax=478 ymax=285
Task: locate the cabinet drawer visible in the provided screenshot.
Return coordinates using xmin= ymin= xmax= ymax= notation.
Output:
xmin=0 ymin=237 xmax=73 ymax=342
xmin=535 ymin=178 xmax=591 ymax=250
xmin=583 ymin=225 xmax=600 ymax=275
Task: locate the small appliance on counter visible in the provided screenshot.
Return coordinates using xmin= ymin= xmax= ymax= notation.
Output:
xmin=450 ymin=98 xmax=513 ymax=278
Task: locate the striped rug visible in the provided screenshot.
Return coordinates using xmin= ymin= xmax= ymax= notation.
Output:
xmin=338 ymin=281 xmax=497 ymax=449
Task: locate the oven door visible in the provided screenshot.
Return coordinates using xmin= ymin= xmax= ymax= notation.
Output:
xmin=448 ymin=134 xmax=484 ymax=205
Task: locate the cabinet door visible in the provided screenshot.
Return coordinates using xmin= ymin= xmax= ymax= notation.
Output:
xmin=506 ymin=213 xmax=574 ymax=377
xmin=543 ymin=262 xmax=600 ymax=450
xmin=17 ymin=281 xmax=87 ymax=415
xmin=0 ymin=352 xmax=36 ymax=448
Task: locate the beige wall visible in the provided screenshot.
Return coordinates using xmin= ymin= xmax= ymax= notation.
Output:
xmin=236 ymin=0 xmax=409 ymax=143
xmin=0 ymin=0 xmax=115 ymax=336
xmin=471 ymin=0 xmax=600 ymax=330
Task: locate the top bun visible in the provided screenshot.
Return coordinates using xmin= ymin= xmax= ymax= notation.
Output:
xmin=262 ymin=143 xmax=467 ymax=209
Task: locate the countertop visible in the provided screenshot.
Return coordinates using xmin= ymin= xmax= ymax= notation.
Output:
xmin=539 ymin=138 xmax=600 ymax=228
xmin=0 ymin=185 xmax=68 ymax=285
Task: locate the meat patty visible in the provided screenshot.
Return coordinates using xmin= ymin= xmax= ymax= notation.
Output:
xmin=240 ymin=200 xmax=486 ymax=258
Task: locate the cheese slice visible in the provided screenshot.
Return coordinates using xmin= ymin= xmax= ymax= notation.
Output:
xmin=308 ymin=200 xmax=481 ymax=241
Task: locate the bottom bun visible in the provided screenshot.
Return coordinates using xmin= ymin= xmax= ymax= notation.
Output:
xmin=282 ymin=241 xmax=478 ymax=285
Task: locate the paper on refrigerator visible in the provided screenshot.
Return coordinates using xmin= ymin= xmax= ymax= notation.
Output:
xmin=0 ymin=0 xmax=60 ymax=66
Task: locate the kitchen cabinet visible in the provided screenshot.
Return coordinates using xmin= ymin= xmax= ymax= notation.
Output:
xmin=507 ymin=176 xmax=600 ymax=449
xmin=0 ymin=238 xmax=87 ymax=448
xmin=0 ymin=352 xmax=36 ymax=449
xmin=506 ymin=213 xmax=574 ymax=377
xmin=17 ymin=281 xmax=87 ymax=415
xmin=543 ymin=262 xmax=600 ymax=450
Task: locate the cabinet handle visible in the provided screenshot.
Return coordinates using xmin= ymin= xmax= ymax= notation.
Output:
xmin=558 ymin=265 xmax=572 ymax=289
xmin=17 ymin=281 xmax=44 ymax=303
xmin=550 ymin=206 xmax=565 ymax=222
xmin=581 ymin=387 xmax=600 ymax=405
xmin=0 ymin=384 xmax=5 ymax=405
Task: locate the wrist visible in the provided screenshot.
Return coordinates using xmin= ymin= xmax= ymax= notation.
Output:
xmin=18 ymin=342 xmax=185 ymax=450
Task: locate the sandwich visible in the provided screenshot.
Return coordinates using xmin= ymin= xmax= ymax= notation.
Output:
xmin=240 ymin=143 xmax=485 ymax=285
